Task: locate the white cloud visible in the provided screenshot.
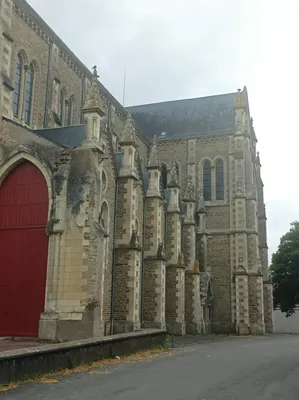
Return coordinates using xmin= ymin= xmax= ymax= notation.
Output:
xmin=28 ymin=0 xmax=299 ymax=258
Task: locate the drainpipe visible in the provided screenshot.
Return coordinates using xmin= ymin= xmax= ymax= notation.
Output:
xmin=43 ymin=42 xmax=52 ymax=128
xmin=80 ymin=76 xmax=85 ymax=124
xmin=140 ymin=197 xmax=146 ymax=326
xmin=110 ymin=175 xmax=119 ymax=335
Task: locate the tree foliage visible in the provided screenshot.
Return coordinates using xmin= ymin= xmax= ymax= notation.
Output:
xmin=270 ymin=221 xmax=299 ymax=316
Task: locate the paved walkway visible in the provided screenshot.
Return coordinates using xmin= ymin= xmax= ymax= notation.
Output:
xmin=3 ymin=334 xmax=299 ymax=399
xmin=0 ymin=338 xmax=42 ymax=352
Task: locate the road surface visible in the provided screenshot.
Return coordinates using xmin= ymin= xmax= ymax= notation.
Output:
xmin=3 ymin=335 xmax=299 ymax=399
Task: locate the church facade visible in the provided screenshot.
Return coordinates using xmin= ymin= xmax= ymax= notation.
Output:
xmin=0 ymin=0 xmax=274 ymax=341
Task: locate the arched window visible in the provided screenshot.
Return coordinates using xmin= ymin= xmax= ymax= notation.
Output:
xmin=101 ymin=170 xmax=107 ymax=192
xmin=13 ymin=54 xmax=22 ymax=117
xmin=24 ymin=65 xmax=34 ymax=124
xmin=161 ymin=164 xmax=168 ymax=189
xmin=100 ymin=202 xmax=109 ymax=232
xmin=66 ymin=97 xmax=73 ymax=125
xmin=216 ymin=159 xmax=224 ymax=200
xmin=203 ymin=160 xmax=212 ymax=201
xmin=59 ymin=90 xmax=65 ymax=125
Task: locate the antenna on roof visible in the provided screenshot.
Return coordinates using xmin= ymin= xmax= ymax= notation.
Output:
xmin=122 ymin=68 xmax=126 ymax=107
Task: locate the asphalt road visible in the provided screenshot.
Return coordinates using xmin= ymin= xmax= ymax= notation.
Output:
xmin=3 ymin=335 xmax=299 ymax=399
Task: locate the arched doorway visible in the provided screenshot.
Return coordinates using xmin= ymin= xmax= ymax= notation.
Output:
xmin=0 ymin=161 xmax=49 ymax=337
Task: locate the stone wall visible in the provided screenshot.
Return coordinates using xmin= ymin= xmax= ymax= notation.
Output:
xmin=207 ymin=235 xmax=231 ymax=333
xmin=11 ymin=4 xmax=50 ymax=127
xmin=0 ymin=329 xmax=167 ymax=385
xmin=206 ymin=206 xmax=230 ymax=230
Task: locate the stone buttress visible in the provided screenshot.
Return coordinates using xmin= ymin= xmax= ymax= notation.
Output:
xmin=197 ymin=191 xmax=211 ymax=333
xmin=113 ymin=111 xmax=142 ymax=333
xmin=256 ymin=152 xmax=274 ymax=333
xmin=231 ymin=87 xmax=265 ymax=335
xmin=143 ymin=136 xmax=166 ymax=329
xmin=165 ymin=162 xmax=185 ymax=335
xmin=40 ymin=68 xmax=110 ymax=341
xmin=183 ymin=175 xmax=201 ymax=334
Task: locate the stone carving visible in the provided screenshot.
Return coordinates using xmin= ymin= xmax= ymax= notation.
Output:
xmin=130 ymin=229 xmax=140 ymax=248
xmin=178 ymin=252 xmax=184 ymax=266
xmin=193 ymin=260 xmax=199 ymax=274
xmin=168 ymin=161 xmax=179 ymax=186
xmin=157 ymin=242 xmax=166 ymax=260
xmin=197 ymin=189 xmax=205 ymax=213
xmin=148 ymin=135 xmax=159 ymax=167
xmin=83 ymin=65 xmax=104 ymax=112
xmin=200 ymin=271 xmax=213 ymax=304
xmin=121 ymin=110 xmax=137 ymax=143
xmin=234 ymin=87 xmax=246 ymax=109
xmin=236 ymin=180 xmax=243 ymax=195
xmin=184 ymin=175 xmax=195 ymax=200
xmin=97 ymin=210 xmax=109 ymax=237
xmin=256 ymin=152 xmax=260 ymax=165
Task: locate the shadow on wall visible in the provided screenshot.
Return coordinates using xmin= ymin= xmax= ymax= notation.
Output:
xmin=274 ymin=308 xmax=299 ymax=334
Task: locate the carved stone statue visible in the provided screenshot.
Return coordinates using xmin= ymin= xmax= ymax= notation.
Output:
xmin=178 ymin=252 xmax=184 ymax=266
xmin=184 ymin=175 xmax=195 ymax=200
xmin=148 ymin=135 xmax=159 ymax=166
xmin=130 ymin=229 xmax=140 ymax=248
xmin=169 ymin=161 xmax=179 ymax=186
xmin=157 ymin=242 xmax=166 ymax=260
xmin=197 ymin=188 xmax=205 ymax=213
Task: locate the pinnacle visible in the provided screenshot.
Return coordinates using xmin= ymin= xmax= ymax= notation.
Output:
xmin=121 ymin=110 xmax=137 ymax=142
xmin=82 ymin=66 xmax=104 ymax=114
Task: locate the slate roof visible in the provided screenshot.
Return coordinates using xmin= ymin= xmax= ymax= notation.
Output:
xmin=128 ymin=92 xmax=237 ymax=139
xmin=35 ymin=125 xmax=85 ymax=148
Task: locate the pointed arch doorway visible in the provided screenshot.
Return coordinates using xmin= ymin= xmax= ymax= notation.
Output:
xmin=0 ymin=161 xmax=49 ymax=337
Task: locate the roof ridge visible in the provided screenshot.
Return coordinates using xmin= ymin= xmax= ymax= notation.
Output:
xmin=128 ymin=92 xmax=237 ymax=108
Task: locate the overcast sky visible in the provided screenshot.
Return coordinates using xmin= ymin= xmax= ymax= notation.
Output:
xmin=28 ymin=0 xmax=299 ymax=258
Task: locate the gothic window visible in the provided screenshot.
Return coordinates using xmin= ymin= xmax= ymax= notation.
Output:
xmin=203 ymin=160 xmax=212 ymax=201
xmin=102 ymin=170 xmax=107 ymax=192
xmin=99 ymin=202 xmax=109 ymax=231
xmin=216 ymin=159 xmax=224 ymax=200
xmin=24 ymin=65 xmax=34 ymax=125
xmin=161 ymin=164 xmax=167 ymax=189
xmin=13 ymin=54 xmax=22 ymax=117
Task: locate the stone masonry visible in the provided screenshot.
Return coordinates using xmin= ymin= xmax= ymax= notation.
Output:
xmin=0 ymin=1 xmax=274 ymax=341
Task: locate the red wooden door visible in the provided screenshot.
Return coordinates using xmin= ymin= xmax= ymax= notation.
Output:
xmin=0 ymin=161 xmax=49 ymax=337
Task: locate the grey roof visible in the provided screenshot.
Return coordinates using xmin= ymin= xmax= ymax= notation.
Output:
xmin=128 ymin=92 xmax=237 ymax=139
xmin=35 ymin=125 xmax=85 ymax=148
xmin=15 ymin=0 xmax=126 ymax=117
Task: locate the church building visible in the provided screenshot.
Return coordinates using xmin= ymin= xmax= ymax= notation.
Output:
xmin=0 ymin=0 xmax=274 ymax=341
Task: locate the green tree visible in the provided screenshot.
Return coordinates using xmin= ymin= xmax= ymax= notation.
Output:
xmin=270 ymin=221 xmax=299 ymax=316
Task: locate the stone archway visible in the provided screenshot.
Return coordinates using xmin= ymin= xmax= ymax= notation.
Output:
xmin=0 ymin=160 xmax=49 ymax=337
